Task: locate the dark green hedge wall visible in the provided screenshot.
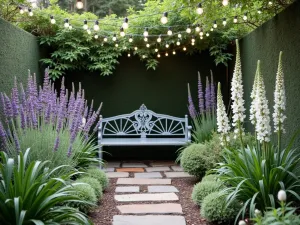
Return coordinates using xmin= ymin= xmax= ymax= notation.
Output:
xmin=239 ymin=0 xmax=300 ymax=147
xmin=0 ymin=18 xmax=42 ymax=95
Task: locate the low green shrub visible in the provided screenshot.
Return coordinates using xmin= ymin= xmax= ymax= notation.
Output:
xmin=68 ymin=183 xmax=97 ymax=214
xmin=192 ymin=181 xmax=223 ymax=205
xmin=180 ymin=143 xmax=218 ymax=177
xmin=201 ymin=174 xmax=218 ymax=182
xmin=77 ymin=177 xmax=103 ymax=199
xmin=86 ymin=167 xmax=109 ymax=190
xmin=201 ymin=191 xmax=240 ymax=223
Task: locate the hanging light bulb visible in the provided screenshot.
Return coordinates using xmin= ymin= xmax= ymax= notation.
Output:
xmin=257 ymin=9 xmax=262 ymax=14
xmin=19 ymin=6 xmax=24 ymax=14
xmin=76 ymin=0 xmax=84 ymax=9
xmin=144 ymin=37 xmax=148 ymax=42
xmin=213 ymin=20 xmax=217 ymax=28
xmin=31 ymin=1 xmax=37 ymax=8
xmin=173 ymin=50 xmax=176 ymax=55
xmin=167 ymin=27 xmax=172 ymax=36
xmin=50 ymin=15 xmax=56 ymax=24
xmin=143 ymin=28 xmax=149 ymax=37
xmin=104 ymin=37 xmax=108 ymax=42
xmin=183 ymin=47 xmax=187 ymax=51
xmin=157 ymin=54 xmax=161 ymax=58
xmin=176 ymin=40 xmax=180 ymax=46
xmin=64 ymin=19 xmax=69 ymax=28
xmin=83 ymin=20 xmax=88 ymax=30
xmin=146 ymin=43 xmax=150 ymax=48
xmin=165 ymin=44 xmax=169 ymax=48
xmin=161 ymin=12 xmax=168 ymax=24
xmin=134 ymin=47 xmax=138 ymax=50
xmin=178 ymin=33 xmax=182 ymax=38
xmin=196 ymin=3 xmax=204 ymax=15
xmin=200 ymin=28 xmax=204 ymax=36
xmin=115 ymin=43 xmax=119 ymax=47
xmin=222 ymin=18 xmax=227 ymax=26
xmin=87 ymin=29 xmax=91 ymax=34
xmin=206 ymin=33 xmax=209 ymax=37
xmin=94 ymin=34 xmax=98 ymax=39
xmin=123 ymin=17 xmax=129 ymax=29
xmin=191 ymin=36 xmax=195 ymax=42
xmin=68 ymin=24 xmax=73 ymax=30
xmin=129 ymin=35 xmax=133 ymax=42
xmin=123 ymin=46 xmax=127 ymax=50
xmin=28 ymin=8 xmax=33 ymax=16
xmin=243 ymin=13 xmax=248 ymax=21
xmin=191 ymin=42 xmax=195 ymax=46
xmin=186 ymin=25 xmax=192 ymax=33
xmin=120 ymin=27 xmax=125 ymax=37
xmin=94 ymin=20 xmax=99 ymax=31
xmin=195 ymin=24 xmax=200 ymax=32
xmin=200 ymin=36 xmax=203 ymax=39
xmin=165 ymin=52 xmax=168 ymax=56
xmin=222 ymin=0 xmax=229 ymax=6
xmin=142 ymin=55 xmax=146 ymax=59
xmin=157 ymin=35 xmax=162 ymax=43
xmin=210 ymin=27 xmax=214 ymax=31
xmin=128 ymin=53 xmax=131 ymax=57
xmin=234 ymin=16 xmax=238 ymax=23
xmin=268 ymin=1 xmax=273 ymax=5
xmin=155 ymin=48 xmax=158 ymax=52
xmin=112 ymin=34 xmax=117 ymax=41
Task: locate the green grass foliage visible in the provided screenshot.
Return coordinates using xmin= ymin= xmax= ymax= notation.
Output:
xmin=192 ymin=180 xmax=223 ymax=205
xmin=86 ymin=167 xmax=109 ymax=190
xmin=77 ymin=176 xmax=103 ymax=199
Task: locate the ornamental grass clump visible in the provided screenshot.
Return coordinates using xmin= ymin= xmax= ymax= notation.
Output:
xmin=86 ymin=167 xmax=109 ymax=190
xmin=0 ymin=69 xmax=102 ymax=171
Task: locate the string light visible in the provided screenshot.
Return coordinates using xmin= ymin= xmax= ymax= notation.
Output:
xmin=128 ymin=53 xmax=131 ymax=57
xmin=161 ymin=12 xmax=168 ymax=24
xmin=50 ymin=15 xmax=56 ymax=24
xmin=167 ymin=27 xmax=172 ymax=36
xmin=142 ymin=55 xmax=146 ymax=58
xmin=234 ymin=16 xmax=238 ymax=23
xmin=144 ymin=37 xmax=148 ymax=42
xmin=200 ymin=36 xmax=203 ymax=39
xmin=146 ymin=43 xmax=150 ymax=48
xmin=76 ymin=0 xmax=84 ymax=9
xmin=157 ymin=35 xmax=162 ymax=42
xmin=222 ymin=0 xmax=229 ymax=6
xmin=213 ymin=20 xmax=218 ymax=28
xmin=191 ymin=36 xmax=195 ymax=42
xmin=134 ymin=46 xmax=138 ymax=50
xmin=165 ymin=52 xmax=168 ymax=56
xmin=123 ymin=17 xmax=129 ymax=29
xmin=155 ymin=48 xmax=158 ymax=52
xmin=206 ymin=32 xmax=209 ymax=36
xmin=28 ymin=8 xmax=33 ymax=16
xmin=191 ymin=42 xmax=195 ymax=45
xmin=94 ymin=34 xmax=98 ymax=39
xmin=115 ymin=43 xmax=119 ymax=47
xmin=268 ymin=1 xmax=273 ymax=5
xmin=123 ymin=46 xmax=127 ymax=50
xmin=183 ymin=47 xmax=187 ymax=51
xmin=87 ymin=29 xmax=91 ymax=34
xmin=222 ymin=18 xmax=227 ymax=26
xmin=186 ymin=25 xmax=192 ymax=33
xmin=200 ymin=28 xmax=204 ymax=36
xmin=173 ymin=50 xmax=176 ymax=55
xmin=195 ymin=24 xmax=200 ymax=32
xmin=19 ymin=6 xmax=24 ymax=14
xmin=157 ymin=53 xmax=161 ymax=58
xmin=165 ymin=44 xmax=169 ymax=48
xmin=104 ymin=37 xmax=108 ymax=42
xmin=64 ymin=19 xmax=69 ymax=28
xmin=129 ymin=35 xmax=133 ymax=42
xmin=143 ymin=28 xmax=149 ymax=37
xmin=210 ymin=27 xmax=214 ymax=31
xmin=120 ymin=27 xmax=125 ymax=37
xmin=257 ymin=9 xmax=262 ymax=14
xmin=178 ymin=34 xmax=182 ymax=38
xmin=243 ymin=13 xmax=248 ymax=21
xmin=112 ymin=34 xmax=117 ymax=41
xmin=176 ymin=40 xmax=180 ymax=45
xmin=196 ymin=3 xmax=204 ymax=15
xmin=94 ymin=20 xmax=99 ymax=31
xmin=83 ymin=20 xmax=88 ymax=30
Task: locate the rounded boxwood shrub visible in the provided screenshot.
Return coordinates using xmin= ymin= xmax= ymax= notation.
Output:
xmin=77 ymin=176 xmax=103 ymax=199
xmin=68 ymin=183 xmax=97 ymax=214
xmin=202 ymin=174 xmax=219 ymax=182
xmin=192 ymin=181 xmax=223 ymax=205
xmin=201 ymin=191 xmax=240 ymax=223
xmin=180 ymin=143 xmax=218 ymax=177
xmin=86 ymin=167 xmax=109 ymax=190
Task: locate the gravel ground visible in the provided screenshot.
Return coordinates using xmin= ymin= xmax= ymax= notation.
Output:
xmin=89 ymin=176 xmax=208 ymax=225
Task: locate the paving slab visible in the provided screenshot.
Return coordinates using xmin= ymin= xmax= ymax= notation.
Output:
xmin=134 ymin=172 xmax=162 ymax=179
xmin=165 ymin=172 xmax=193 ymax=178
xmin=145 ymin=166 xmax=171 ymax=172
xmin=150 ymin=161 xmax=176 ymax=167
xmin=103 ymin=168 xmax=115 ymax=172
xmin=117 ymin=168 xmax=144 ymax=172
xmin=105 ymin=162 xmax=121 ymax=168
xmin=122 ymin=163 xmax=148 ymax=168
xmin=113 ymin=215 xmax=186 ymax=225
xmin=171 ymin=166 xmax=184 ymax=172
xmin=114 ymin=193 xmax=178 ymax=202
xmin=117 ymin=178 xmax=171 ymax=185
xmin=117 ymin=203 xmax=183 ymax=214
xmin=116 ymin=186 xmax=140 ymax=193
xmin=148 ymin=185 xmax=179 ymax=193
xmin=106 ymin=172 xmax=129 ymax=178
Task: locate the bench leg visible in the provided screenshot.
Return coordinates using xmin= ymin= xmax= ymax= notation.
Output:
xmin=99 ymin=145 xmax=103 ymax=169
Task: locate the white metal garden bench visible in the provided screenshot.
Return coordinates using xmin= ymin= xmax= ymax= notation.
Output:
xmin=98 ymin=104 xmax=191 ymax=163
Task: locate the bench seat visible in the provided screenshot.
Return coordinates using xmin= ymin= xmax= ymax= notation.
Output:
xmin=101 ymin=138 xmax=187 ymax=146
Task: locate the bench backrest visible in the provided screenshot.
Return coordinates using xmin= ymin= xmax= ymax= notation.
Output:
xmin=99 ymin=104 xmax=189 ymax=139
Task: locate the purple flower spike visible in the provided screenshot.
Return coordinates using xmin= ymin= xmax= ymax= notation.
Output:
xmin=53 ymin=136 xmax=60 ymax=152
xmin=67 ymin=145 xmax=72 ymax=157
xmin=210 ymin=71 xmax=216 ymax=111
xmin=4 ymin=94 xmax=13 ymax=121
xmin=205 ymin=76 xmax=211 ymax=112
xmin=0 ymin=122 xmax=7 ymax=150
xmin=187 ymin=83 xmax=197 ymax=119
xmin=197 ymin=72 xmax=205 ymax=114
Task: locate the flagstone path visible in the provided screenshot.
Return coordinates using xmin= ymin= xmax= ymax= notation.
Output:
xmin=103 ymin=161 xmax=193 ymax=225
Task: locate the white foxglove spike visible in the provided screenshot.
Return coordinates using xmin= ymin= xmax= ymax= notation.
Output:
xmin=217 ymin=82 xmax=230 ymax=145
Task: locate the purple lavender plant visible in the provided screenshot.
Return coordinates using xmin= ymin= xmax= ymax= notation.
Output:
xmin=210 ymin=71 xmax=216 ymax=112
xmin=187 ymin=83 xmax=197 ymax=119
xmin=205 ymin=76 xmax=211 ymax=112
xmin=198 ymin=72 xmax=205 ymax=114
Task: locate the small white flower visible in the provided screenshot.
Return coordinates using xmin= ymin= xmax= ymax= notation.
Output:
xmin=238 ymin=220 xmax=247 ymax=225
xmin=278 ymin=190 xmax=287 ymax=202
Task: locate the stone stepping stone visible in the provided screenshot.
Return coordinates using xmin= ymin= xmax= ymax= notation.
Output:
xmin=134 ymin=172 xmax=162 ymax=179
xmin=165 ymin=172 xmax=193 ymax=178
xmin=117 ymin=168 xmax=144 ymax=172
xmin=106 ymin=172 xmax=129 ymax=178
xmin=103 ymin=168 xmax=115 ymax=172
xmin=145 ymin=166 xmax=171 ymax=172
xmin=122 ymin=163 xmax=148 ymax=168
xmin=105 ymin=162 xmax=121 ymax=168
xmin=115 ymin=193 xmax=178 ymax=202
xmin=171 ymin=166 xmax=184 ymax=172
xmin=117 ymin=203 xmax=183 ymax=214
xmin=150 ymin=161 xmax=176 ymax=167
xmin=117 ymin=178 xmax=171 ymax=185
xmin=116 ymin=186 xmax=140 ymax=193
xmin=113 ymin=215 xmax=186 ymax=225
xmin=148 ymin=185 xmax=179 ymax=193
